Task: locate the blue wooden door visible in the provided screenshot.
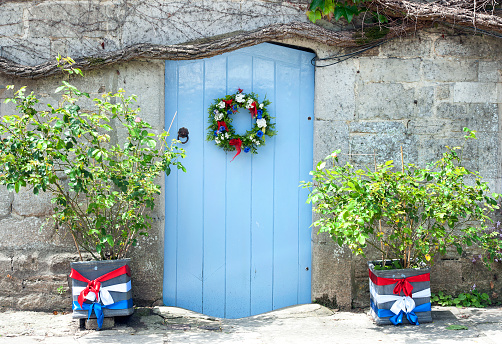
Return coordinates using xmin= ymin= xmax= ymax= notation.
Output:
xmin=164 ymin=43 xmax=315 ymax=319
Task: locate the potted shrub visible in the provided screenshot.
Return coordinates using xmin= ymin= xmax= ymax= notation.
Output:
xmin=301 ymin=128 xmax=502 ymax=325
xmin=0 ymin=57 xmax=185 ymax=329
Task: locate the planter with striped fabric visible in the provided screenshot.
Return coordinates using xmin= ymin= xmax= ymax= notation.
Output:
xmin=368 ymin=261 xmax=432 ymax=326
xmin=70 ymin=259 xmax=134 ymax=329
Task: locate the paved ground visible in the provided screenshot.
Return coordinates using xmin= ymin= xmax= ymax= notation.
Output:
xmin=0 ymin=304 xmax=501 ymax=344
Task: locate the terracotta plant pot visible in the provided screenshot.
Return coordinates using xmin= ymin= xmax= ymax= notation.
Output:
xmin=368 ymin=261 xmax=432 ymax=325
xmin=70 ymin=258 xmax=134 ymax=329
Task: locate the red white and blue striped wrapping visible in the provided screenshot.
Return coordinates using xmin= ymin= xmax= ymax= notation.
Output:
xmin=70 ymin=259 xmax=134 ymax=328
xmin=368 ymin=261 xmax=432 ymax=326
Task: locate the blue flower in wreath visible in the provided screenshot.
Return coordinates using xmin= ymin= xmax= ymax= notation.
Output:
xmin=219 ymin=126 xmax=226 ymax=132
xmin=214 ymin=130 xmax=218 ymax=136
xmin=256 ymin=130 xmax=263 ymax=138
xmin=257 ymin=114 xmax=262 ymax=119
xmin=244 ymin=147 xmax=251 ymax=153
xmin=232 ymin=105 xmax=238 ymax=111
xmin=257 ymin=109 xmax=263 ymax=116
xmin=227 ymin=110 xmax=232 ymax=115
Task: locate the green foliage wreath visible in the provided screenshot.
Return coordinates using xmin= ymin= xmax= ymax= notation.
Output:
xmin=206 ymin=88 xmax=276 ymax=160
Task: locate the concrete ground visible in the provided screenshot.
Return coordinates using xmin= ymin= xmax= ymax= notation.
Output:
xmin=0 ymin=304 xmax=501 ymax=344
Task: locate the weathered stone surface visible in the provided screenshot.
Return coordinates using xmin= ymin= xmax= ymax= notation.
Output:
xmin=0 ymin=252 xmax=12 ymax=273
xmin=434 ymin=34 xmax=502 ymax=59
xmin=12 ymin=188 xmax=54 ymax=217
xmin=48 ymin=253 xmax=81 ymax=274
xmin=422 ymin=59 xmax=478 ymax=82
xmin=0 ymin=186 xmax=13 ymax=218
xmin=378 ymin=33 xmax=433 ymax=58
xmin=0 ymin=3 xmax=24 ymax=37
xmin=453 ymin=82 xmax=498 ymax=103
xmin=130 ymin=221 xmax=165 ymax=306
xmin=313 ymin=120 xmax=349 ymax=163
xmin=358 ymin=57 xmax=421 ymax=82
xmin=435 ymin=103 xmax=499 ymax=132
xmin=478 ymin=61 xmax=502 ymax=82
xmin=314 ymin=60 xmax=356 ymax=121
xmin=85 ymin=317 xmax=115 ymax=330
xmin=356 ymin=83 xmax=433 ymax=120
xmin=435 ymin=84 xmax=451 ymax=100
xmin=311 ymin=231 xmax=353 ymax=310
xmin=12 ymin=253 xmax=45 ymax=273
xmin=0 ymin=217 xmax=72 ymax=250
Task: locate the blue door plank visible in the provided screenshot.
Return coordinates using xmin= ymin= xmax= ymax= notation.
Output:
xmin=273 ymin=61 xmax=301 ymax=310
xmin=175 ymin=61 xmax=205 ymax=313
xmin=202 ymin=55 xmax=228 ymax=318
xmin=164 ymin=60 xmax=179 ymax=307
xmin=250 ymin=57 xmax=276 ymax=315
xmin=298 ymin=51 xmax=315 ymax=305
xmin=225 ymin=53 xmax=253 ymax=318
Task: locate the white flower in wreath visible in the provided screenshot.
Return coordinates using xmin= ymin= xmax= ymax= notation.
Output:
xmin=217 ymin=101 xmax=225 ymax=109
xmin=214 ymin=112 xmax=223 ymax=121
xmin=256 ymin=118 xmax=267 ymax=128
xmin=215 ymin=138 xmax=221 ymax=144
xmin=225 ymin=132 xmax=230 ymax=139
xmin=235 ymin=93 xmax=245 ymax=103
xmin=246 ymin=99 xmax=254 ymax=109
xmin=259 ymin=103 xmax=264 ymax=109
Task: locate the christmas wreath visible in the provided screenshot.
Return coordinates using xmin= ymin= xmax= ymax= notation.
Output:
xmin=206 ymin=88 xmax=276 ymax=161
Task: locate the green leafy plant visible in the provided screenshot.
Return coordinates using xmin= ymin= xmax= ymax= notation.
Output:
xmin=0 ymin=56 xmax=185 ymax=260
xmin=307 ymin=0 xmax=387 ymax=24
xmin=57 ymin=285 xmax=67 ymax=295
xmin=431 ymin=288 xmax=492 ymax=308
xmin=446 ymin=324 xmax=468 ymax=330
xmin=301 ymin=128 xmax=502 ymax=269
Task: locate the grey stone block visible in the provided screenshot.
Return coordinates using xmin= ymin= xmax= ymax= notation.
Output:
xmin=435 ymin=84 xmax=451 ymax=100
xmin=27 ymin=2 xmax=109 ymax=39
xmin=0 ymin=185 xmax=13 ymax=218
xmin=378 ymin=34 xmax=433 ymax=58
xmin=0 ymin=3 xmax=24 ymax=37
xmin=478 ymin=61 xmax=502 ymax=82
xmin=422 ymin=59 xmax=478 ymax=82
xmin=453 ymin=82 xmax=497 ymax=103
xmin=434 ymin=34 xmax=502 ymax=59
xmin=356 ymin=82 xmax=414 ymax=120
xmin=313 ymin=120 xmax=349 ymax=163
xmin=314 ymin=60 xmax=356 ymax=121
xmin=85 ymin=317 xmax=115 ymax=330
xmin=349 ymin=121 xmax=406 ymax=134
xmin=12 ymin=188 xmax=54 ymax=217
xmin=358 ymin=58 xmax=421 ymax=82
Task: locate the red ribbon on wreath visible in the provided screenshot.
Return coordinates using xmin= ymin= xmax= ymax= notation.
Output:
xmin=229 ymin=138 xmax=242 ymax=162
xmin=217 ymin=121 xmax=228 ymax=132
xmin=223 ymin=99 xmax=233 ymax=108
xmin=70 ymin=265 xmax=131 ymax=307
xmin=248 ymin=102 xmax=258 ymax=117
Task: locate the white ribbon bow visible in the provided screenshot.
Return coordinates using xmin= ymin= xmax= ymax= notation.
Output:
xmin=73 ymin=280 xmax=131 ymax=306
xmin=370 ymin=283 xmax=431 ymax=315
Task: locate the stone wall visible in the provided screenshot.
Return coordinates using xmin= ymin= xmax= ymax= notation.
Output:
xmin=305 ymin=28 xmax=502 ymax=308
xmin=1 ymin=0 xmax=502 ymax=312
xmin=0 ymin=60 xmax=168 ymax=310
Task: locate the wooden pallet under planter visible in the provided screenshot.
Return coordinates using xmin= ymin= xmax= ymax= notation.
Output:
xmin=368 ymin=261 xmax=432 ymax=325
xmin=70 ymin=258 xmax=134 ymax=329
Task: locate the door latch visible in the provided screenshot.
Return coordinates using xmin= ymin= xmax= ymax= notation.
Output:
xmin=177 ymin=127 xmax=189 ymax=144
